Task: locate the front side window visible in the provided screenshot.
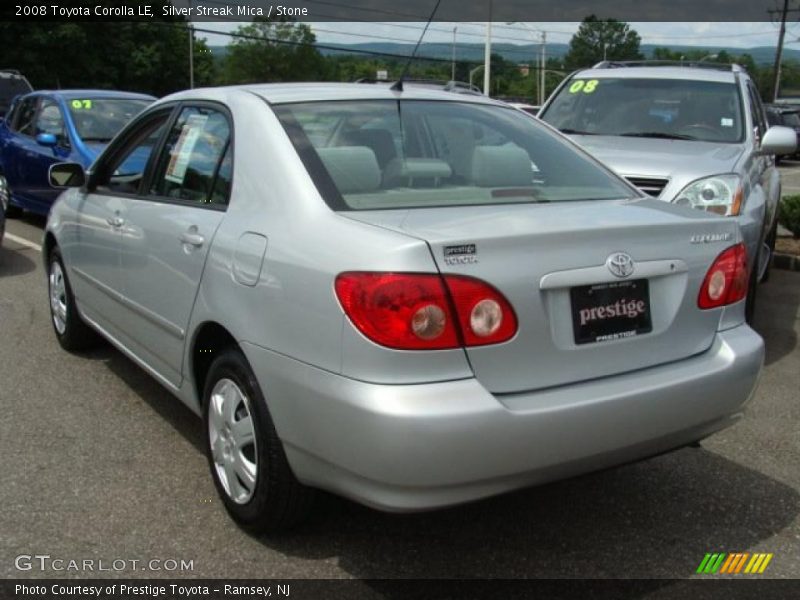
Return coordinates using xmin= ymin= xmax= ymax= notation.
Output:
xmin=35 ymin=100 xmax=67 ymax=144
xmin=150 ymin=106 xmax=232 ymax=206
xmin=541 ymin=77 xmax=744 ymax=144
xmin=94 ymin=111 xmax=170 ymax=195
xmin=67 ymin=97 xmax=152 ymax=143
xmin=275 ymin=100 xmax=633 ymax=211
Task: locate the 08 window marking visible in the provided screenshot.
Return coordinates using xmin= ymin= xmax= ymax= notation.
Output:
xmin=569 ymin=80 xmax=599 ymax=94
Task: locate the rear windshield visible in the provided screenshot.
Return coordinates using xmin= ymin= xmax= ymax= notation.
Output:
xmin=541 ymin=78 xmax=744 ymax=143
xmin=67 ymin=98 xmax=153 ymax=142
xmin=274 ymin=100 xmax=634 ymax=211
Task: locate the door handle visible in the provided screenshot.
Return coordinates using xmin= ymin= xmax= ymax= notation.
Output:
xmin=106 ymin=216 xmax=124 ymax=228
xmin=179 ymin=231 xmax=205 ymax=247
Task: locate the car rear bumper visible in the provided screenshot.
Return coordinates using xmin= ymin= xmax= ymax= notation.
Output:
xmin=242 ymin=324 xmax=764 ymax=512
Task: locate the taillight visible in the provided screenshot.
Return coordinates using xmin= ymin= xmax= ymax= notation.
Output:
xmin=445 ymin=275 xmax=518 ymax=346
xmin=334 ymin=272 xmax=517 ymax=350
xmin=698 ymin=243 xmax=749 ymax=309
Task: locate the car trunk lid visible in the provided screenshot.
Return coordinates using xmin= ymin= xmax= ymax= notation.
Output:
xmin=344 ymin=198 xmax=740 ymax=394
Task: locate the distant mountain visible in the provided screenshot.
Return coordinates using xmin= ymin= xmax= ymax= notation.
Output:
xmin=208 ymin=42 xmax=798 ymax=66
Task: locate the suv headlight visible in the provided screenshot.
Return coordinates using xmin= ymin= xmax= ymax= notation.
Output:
xmin=673 ymin=174 xmax=743 ymax=216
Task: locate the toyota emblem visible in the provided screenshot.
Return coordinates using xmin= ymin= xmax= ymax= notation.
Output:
xmin=606 ymin=252 xmax=635 ymax=278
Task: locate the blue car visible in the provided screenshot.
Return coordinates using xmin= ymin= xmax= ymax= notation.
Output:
xmin=0 ymin=89 xmax=154 ymax=216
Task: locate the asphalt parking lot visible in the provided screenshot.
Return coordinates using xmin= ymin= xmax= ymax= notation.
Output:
xmin=1 ymin=213 xmax=799 ymax=583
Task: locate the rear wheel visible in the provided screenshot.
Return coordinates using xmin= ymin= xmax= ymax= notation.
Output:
xmin=47 ymin=247 xmax=100 ymax=351
xmin=203 ymin=348 xmax=315 ymax=533
xmin=745 ymin=251 xmax=760 ymax=324
xmin=760 ymin=218 xmax=779 ymax=284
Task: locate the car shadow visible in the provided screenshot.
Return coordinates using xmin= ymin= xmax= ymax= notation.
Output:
xmin=82 ymin=344 xmax=206 ymax=455
xmin=248 ymin=447 xmax=798 ymax=583
xmin=752 ymin=269 xmax=800 ymax=366
xmin=79 ymin=278 xmax=799 ymax=587
xmin=0 ymin=243 xmax=37 ymax=278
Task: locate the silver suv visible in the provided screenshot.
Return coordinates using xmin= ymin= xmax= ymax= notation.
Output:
xmin=539 ymin=61 xmax=797 ymax=320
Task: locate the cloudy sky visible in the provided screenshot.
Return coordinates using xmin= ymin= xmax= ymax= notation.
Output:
xmin=197 ymin=21 xmax=800 ymax=51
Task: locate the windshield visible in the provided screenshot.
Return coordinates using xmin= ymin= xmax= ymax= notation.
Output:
xmin=783 ymin=111 xmax=800 ymax=127
xmin=68 ymin=98 xmax=153 ymax=142
xmin=541 ymin=78 xmax=744 ymax=143
xmin=274 ymin=100 xmax=634 ymax=211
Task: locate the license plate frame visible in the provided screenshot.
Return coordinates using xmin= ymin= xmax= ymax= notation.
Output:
xmin=570 ymin=279 xmax=652 ymax=345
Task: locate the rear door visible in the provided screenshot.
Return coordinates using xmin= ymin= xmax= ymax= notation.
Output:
xmin=115 ymin=103 xmax=231 ymax=386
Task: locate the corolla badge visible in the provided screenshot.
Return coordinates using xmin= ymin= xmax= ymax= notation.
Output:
xmin=606 ymin=252 xmax=635 ymax=278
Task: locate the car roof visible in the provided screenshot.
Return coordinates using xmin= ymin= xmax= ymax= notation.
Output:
xmin=572 ymin=66 xmax=737 ymax=84
xmin=162 ymin=82 xmax=504 ymax=107
xmin=30 ymin=89 xmax=156 ymax=100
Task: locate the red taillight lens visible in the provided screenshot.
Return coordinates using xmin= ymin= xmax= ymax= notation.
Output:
xmin=334 ymin=272 xmax=460 ymax=349
xmin=444 ymin=275 xmax=518 ymax=346
xmin=334 ymin=272 xmax=517 ymax=350
xmin=698 ymin=243 xmax=749 ymax=309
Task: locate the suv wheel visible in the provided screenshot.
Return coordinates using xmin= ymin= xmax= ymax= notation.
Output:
xmin=203 ymin=348 xmax=315 ymax=532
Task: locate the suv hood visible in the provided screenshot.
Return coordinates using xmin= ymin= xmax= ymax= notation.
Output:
xmin=569 ymin=135 xmax=746 ymax=200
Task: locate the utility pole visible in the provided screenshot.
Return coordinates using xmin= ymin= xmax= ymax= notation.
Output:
xmin=484 ymin=19 xmax=492 ymax=96
xmin=773 ymin=0 xmax=790 ymax=102
xmin=539 ymin=31 xmax=546 ymax=105
xmin=451 ymin=26 xmax=457 ymax=82
xmin=188 ymin=0 xmax=195 ymax=89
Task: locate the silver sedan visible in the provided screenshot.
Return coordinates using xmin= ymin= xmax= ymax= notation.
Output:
xmin=44 ymin=83 xmax=764 ymax=532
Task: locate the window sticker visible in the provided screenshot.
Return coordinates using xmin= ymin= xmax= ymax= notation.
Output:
xmin=71 ymin=100 xmax=92 ymax=110
xmin=721 ymin=118 xmax=734 ymax=127
xmin=165 ymin=114 xmax=208 ymax=184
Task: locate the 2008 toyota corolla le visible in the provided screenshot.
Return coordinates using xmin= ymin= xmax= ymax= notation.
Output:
xmin=43 ymin=83 xmax=764 ymax=532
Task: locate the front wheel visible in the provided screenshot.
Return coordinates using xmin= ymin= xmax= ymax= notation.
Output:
xmin=47 ymin=248 xmax=99 ymax=351
xmin=203 ymin=348 xmax=315 ymax=533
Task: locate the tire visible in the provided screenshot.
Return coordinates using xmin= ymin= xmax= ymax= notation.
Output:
xmin=760 ymin=217 xmax=779 ymax=284
xmin=47 ymin=247 xmax=100 ymax=351
xmin=745 ymin=252 xmax=759 ymax=324
xmin=203 ymin=348 xmax=315 ymax=533
xmin=2 ymin=178 xmax=21 ymax=218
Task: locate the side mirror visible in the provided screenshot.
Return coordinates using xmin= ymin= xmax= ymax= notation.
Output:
xmin=49 ymin=162 xmax=85 ymax=188
xmin=36 ymin=132 xmax=57 ymax=147
xmin=759 ymin=125 xmax=797 ymax=156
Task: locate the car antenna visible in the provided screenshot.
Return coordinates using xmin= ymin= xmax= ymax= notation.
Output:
xmin=391 ymin=0 xmax=442 ymax=92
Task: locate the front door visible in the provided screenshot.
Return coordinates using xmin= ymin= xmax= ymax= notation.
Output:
xmin=66 ymin=108 xmax=173 ymax=336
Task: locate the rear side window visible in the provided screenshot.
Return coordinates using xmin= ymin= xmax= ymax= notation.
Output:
xmin=150 ymin=106 xmax=232 ymax=206
xmin=14 ymin=97 xmax=38 ymax=136
xmin=275 ymin=100 xmax=633 ymax=211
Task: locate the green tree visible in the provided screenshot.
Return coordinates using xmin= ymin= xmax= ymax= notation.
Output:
xmin=223 ymin=17 xmax=326 ymax=84
xmin=0 ymin=3 xmax=212 ymax=96
xmin=564 ymin=16 xmax=643 ymax=69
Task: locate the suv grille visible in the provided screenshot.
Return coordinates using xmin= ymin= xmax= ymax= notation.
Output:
xmin=625 ymin=176 xmax=669 ymax=198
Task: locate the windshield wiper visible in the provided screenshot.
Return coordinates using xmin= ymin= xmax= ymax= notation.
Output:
xmin=81 ymin=137 xmax=113 ymax=143
xmin=559 ymin=128 xmax=598 ymax=135
xmin=619 ymin=132 xmax=698 ymax=141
